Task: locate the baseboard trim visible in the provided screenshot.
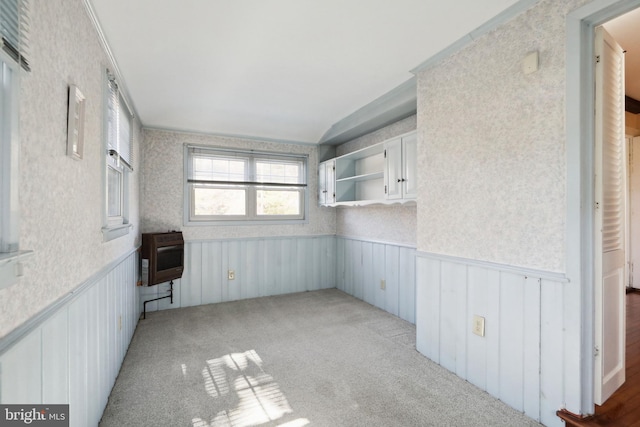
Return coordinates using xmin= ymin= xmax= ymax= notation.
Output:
xmin=556 ymin=408 xmax=596 ymax=426
xmin=0 ymin=247 xmax=139 ymax=356
xmin=416 ymin=250 xmax=569 ymax=283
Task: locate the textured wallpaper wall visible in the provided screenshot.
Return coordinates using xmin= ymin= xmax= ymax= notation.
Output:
xmin=0 ymin=0 xmax=141 ymax=338
xmin=141 ymin=129 xmax=336 ymax=240
xmin=335 ymin=115 xmax=417 ymax=247
xmin=416 ymin=0 xmax=589 ymax=272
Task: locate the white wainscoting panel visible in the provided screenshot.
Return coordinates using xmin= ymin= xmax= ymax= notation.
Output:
xmin=415 ymin=252 xmax=566 ymax=427
xmin=0 ymin=250 xmax=140 ymax=427
xmin=141 ymin=236 xmax=337 ymax=313
xmin=336 ymin=237 xmax=416 ymax=324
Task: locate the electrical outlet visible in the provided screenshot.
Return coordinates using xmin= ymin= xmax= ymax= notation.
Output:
xmin=380 ymin=279 xmax=386 ymax=290
xmin=118 ymin=315 xmax=122 ymax=331
xmin=228 ymin=270 xmax=235 ymax=280
xmin=472 ymin=315 xmax=485 ymax=337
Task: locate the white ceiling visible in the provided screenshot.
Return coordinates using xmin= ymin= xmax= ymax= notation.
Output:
xmin=603 ymin=6 xmax=640 ymax=102
xmin=87 ymin=0 xmax=521 ymax=144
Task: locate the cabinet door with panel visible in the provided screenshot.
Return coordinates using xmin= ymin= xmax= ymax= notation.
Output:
xmin=402 ymin=132 xmax=417 ymax=199
xmin=318 ymin=161 xmax=327 ymax=205
xmin=384 ymin=137 xmax=403 ymax=199
xmin=384 ymin=131 xmax=417 ymax=200
xmin=325 ymin=158 xmax=335 ymax=204
xmin=318 ymin=159 xmax=335 ymax=206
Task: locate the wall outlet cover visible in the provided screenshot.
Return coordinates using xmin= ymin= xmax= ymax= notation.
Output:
xmin=472 ymin=315 xmax=485 ymax=337
xmin=522 ymin=50 xmax=539 ymax=75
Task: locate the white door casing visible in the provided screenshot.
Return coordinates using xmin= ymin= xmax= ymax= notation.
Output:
xmin=628 ymin=136 xmax=640 ymax=288
xmin=593 ymin=25 xmax=626 ymax=406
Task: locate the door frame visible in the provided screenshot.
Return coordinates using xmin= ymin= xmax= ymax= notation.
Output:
xmin=566 ymin=0 xmax=640 ymax=415
xmin=627 ymin=136 xmax=640 ymax=289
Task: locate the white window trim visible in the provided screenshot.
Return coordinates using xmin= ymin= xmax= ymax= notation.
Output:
xmin=184 ymin=145 xmax=309 ymax=226
xmin=0 ymin=56 xmax=20 ymax=253
xmin=0 ymin=53 xmax=32 ymax=289
xmin=101 ymin=68 xmax=133 ymax=242
xmin=0 ymin=250 xmax=33 ymax=290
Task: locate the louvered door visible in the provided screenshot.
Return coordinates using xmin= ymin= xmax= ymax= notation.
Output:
xmin=594 ymin=26 xmax=626 ymax=405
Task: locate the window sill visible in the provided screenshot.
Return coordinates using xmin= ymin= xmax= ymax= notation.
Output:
xmin=102 ymin=223 xmax=133 ymax=242
xmin=0 ymin=250 xmax=34 ymax=290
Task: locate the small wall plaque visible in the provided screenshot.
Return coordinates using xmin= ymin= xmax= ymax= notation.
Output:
xmin=67 ymin=84 xmax=85 ymax=160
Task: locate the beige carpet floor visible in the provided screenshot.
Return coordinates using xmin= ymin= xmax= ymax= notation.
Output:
xmin=100 ymin=289 xmax=542 ymax=427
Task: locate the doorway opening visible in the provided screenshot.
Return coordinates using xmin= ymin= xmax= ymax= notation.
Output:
xmin=593 ymin=3 xmax=640 ymax=415
xmin=563 ymin=0 xmax=640 ymax=420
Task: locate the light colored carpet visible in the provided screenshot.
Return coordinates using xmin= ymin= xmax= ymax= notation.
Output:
xmin=100 ymin=289 xmax=542 ymax=427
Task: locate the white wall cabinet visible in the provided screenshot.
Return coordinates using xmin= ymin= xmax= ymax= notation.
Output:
xmin=318 ymin=159 xmax=336 ymax=206
xmin=320 ymin=131 xmax=416 ymax=206
xmin=384 ymin=132 xmax=417 ymax=200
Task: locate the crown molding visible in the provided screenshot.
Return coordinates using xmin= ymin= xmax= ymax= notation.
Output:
xmin=410 ymin=0 xmax=539 ymax=74
xmin=319 ymin=77 xmax=416 ymax=146
xmin=83 ymin=0 xmax=138 ymax=118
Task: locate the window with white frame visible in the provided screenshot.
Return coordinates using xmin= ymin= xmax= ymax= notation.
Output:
xmin=103 ymin=70 xmax=133 ymax=240
xmin=186 ymin=146 xmax=308 ymax=223
xmin=0 ymin=59 xmax=19 ymax=254
xmin=0 ymin=0 xmax=29 ymax=255
xmin=0 ymin=0 xmax=30 ymax=72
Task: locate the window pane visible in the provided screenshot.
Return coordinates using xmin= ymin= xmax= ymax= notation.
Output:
xmin=256 ymin=189 xmax=301 ymax=216
xmin=107 ymin=166 xmax=122 ymax=217
xmin=256 ymin=160 xmax=302 ymax=184
xmin=0 ymin=60 xmax=20 ymax=252
xmin=106 ymin=88 xmax=117 ymax=151
xmin=194 ymin=186 xmax=246 ymax=216
xmin=193 ymin=156 xmax=247 ymax=182
xmin=118 ymin=93 xmax=133 ymax=166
